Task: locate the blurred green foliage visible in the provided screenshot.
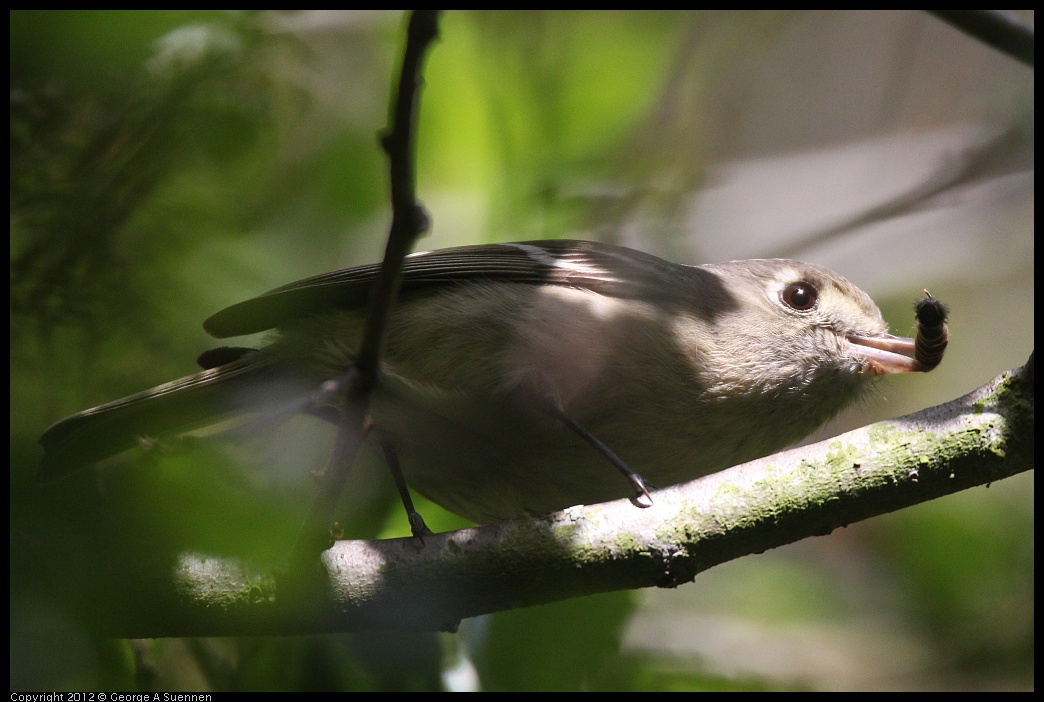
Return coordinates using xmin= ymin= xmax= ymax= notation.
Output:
xmin=10 ymin=10 xmax=1032 ymax=691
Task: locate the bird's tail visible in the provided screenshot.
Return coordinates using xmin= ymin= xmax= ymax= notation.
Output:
xmin=39 ymin=353 xmax=316 ymax=478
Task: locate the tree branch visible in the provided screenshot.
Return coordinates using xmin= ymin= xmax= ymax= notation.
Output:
xmin=95 ymin=356 xmax=1032 ymax=637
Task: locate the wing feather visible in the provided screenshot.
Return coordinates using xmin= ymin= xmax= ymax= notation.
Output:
xmin=203 ymin=240 xmax=685 ymax=338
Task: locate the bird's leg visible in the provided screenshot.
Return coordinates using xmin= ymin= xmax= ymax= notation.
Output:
xmin=378 ymin=437 xmax=433 ymax=539
xmin=546 ymin=403 xmax=655 ymax=508
xmin=195 ymin=368 xmax=431 ymax=537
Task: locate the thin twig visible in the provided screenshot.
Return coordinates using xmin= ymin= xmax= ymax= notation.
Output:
xmin=767 ymin=126 xmax=1026 ymax=260
xmin=358 ymin=9 xmax=442 ymax=374
xmin=928 ymin=10 xmax=1034 ymax=67
xmin=290 ymin=10 xmax=442 ymax=563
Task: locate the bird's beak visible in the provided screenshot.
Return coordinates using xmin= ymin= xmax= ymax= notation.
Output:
xmin=846 ymin=334 xmax=921 ymax=375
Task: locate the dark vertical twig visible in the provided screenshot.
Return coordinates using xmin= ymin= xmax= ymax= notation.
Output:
xmin=290 ymin=10 xmax=442 ymax=564
xmin=359 ymin=10 xmax=443 ymax=375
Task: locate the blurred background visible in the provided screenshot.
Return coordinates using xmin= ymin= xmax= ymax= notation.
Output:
xmin=10 ymin=10 xmax=1033 ymax=691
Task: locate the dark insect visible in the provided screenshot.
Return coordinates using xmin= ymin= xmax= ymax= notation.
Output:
xmin=913 ymin=290 xmax=949 ymax=371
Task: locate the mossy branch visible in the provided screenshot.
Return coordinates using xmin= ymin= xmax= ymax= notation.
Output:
xmin=97 ymin=356 xmax=1032 ymax=637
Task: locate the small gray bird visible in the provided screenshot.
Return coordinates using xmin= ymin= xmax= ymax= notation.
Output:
xmin=40 ymin=240 xmax=937 ymax=524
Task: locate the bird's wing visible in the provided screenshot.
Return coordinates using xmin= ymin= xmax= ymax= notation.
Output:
xmin=203 ymin=240 xmax=687 ymax=338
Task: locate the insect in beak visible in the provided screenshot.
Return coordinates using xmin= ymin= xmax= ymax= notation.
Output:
xmin=849 ymin=291 xmax=950 ymax=375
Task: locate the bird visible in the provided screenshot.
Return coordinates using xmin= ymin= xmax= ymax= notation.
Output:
xmin=39 ymin=239 xmax=937 ymax=525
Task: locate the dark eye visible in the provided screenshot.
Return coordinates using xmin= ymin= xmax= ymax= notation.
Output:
xmin=781 ymin=282 xmax=818 ymax=311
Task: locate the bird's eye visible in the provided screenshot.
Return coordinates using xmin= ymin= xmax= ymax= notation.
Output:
xmin=781 ymin=282 xmax=818 ymax=311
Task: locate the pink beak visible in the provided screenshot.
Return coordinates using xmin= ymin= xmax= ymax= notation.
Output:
xmin=847 ymin=334 xmax=926 ymax=375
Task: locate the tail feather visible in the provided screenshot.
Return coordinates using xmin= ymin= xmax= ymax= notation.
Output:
xmin=39 ymin=355 xmax=310 ymax=477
